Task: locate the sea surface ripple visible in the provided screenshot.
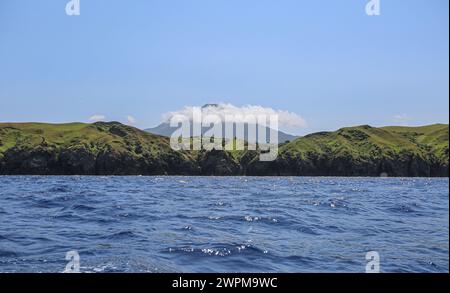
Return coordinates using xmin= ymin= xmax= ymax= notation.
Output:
xmin=0 ymin=176 xmax=448 ymax=272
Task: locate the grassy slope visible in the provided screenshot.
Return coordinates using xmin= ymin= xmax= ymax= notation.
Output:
xmin=276 ymin=124 xmax=448 ymax=174
xmin=281 ymin=124 xmax=448 ymax=155
xmin=0 ymin=122 xmax=168 ymax=154
xmin=381 ymin=124 xmax=449 ymax=162
xmin=0 ymin=122 xmax=197 ymax=174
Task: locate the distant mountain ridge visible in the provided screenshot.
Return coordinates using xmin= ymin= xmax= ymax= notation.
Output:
xmin=144 ymin=122 xmax=299 ymax=143
xmin=0 ymin=122 xmax=448 ymax=176
xmin=146 ymin=103 xmax=299 ymax=143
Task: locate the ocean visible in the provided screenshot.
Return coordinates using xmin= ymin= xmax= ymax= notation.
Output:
xmin=0 ymin=176 xmax=448 ymax=273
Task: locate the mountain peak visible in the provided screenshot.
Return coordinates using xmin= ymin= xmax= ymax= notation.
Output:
xmin=201 ymin=103 xmax=219 ymax=109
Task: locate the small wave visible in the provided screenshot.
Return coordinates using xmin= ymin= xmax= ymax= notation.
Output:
xmin=48 ymin=185 xmax=72 ymax=193
xmin=387 ymin=204 xmax=420 ymax=215
xmin=320 ymin=225 xmax=344 ymax=233
xmin=52 ymin=212 xmax=86 ymax=222
xmin=176 ymin=214 xmax=280 ymax=225
xmin=103 ymin=230 xmax=137 ymax=240
xmin=210 ymin=215 xmax=280 ymax=224
xmin=90 ymin=263 xmax=119 ymax=273
xmin=208 ymin=216 xmax=222 ymax=220
xmin=244 ymin=215 xmax=260 ymax=222
xmin=208 ymin=201 xmax=232 ymax=208
xmin=243 ymin=215 xmax=279 ymax=224
xmin=284 ymin=255 xmax=317 ymax=265
xmin=31 ymin=198 xmax=65 ymax=208
xmin=70 ymin=204 xmax=96 ymax=212
xmin=0 ymin=249 xmax=18 ymax=257
xmin=296 ymin=226 xmax=320 ymax=235
xmin=166 ymin=242 xmax=269 ymax=257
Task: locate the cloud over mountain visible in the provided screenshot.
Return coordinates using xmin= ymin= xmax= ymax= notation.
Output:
xmin=162 ymin=103 xmax=307 ymax=130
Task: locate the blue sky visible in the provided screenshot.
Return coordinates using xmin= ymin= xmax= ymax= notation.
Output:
xmin=0 ymin=0 xmax=448 ymax=135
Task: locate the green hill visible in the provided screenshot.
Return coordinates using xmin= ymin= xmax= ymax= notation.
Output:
xmin=0 ymin=122 xmax=198 ymax=175
xmin=0 ymin=122 xmax=448 ymax=176
xmin=244 ymin=124 xmax=448 ymax=176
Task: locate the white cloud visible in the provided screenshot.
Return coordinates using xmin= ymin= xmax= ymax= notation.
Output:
xmin=126 ymin=115 xmax=137 ymax=125
xmin=162 ymin=103 xmax=307 ymax=130
xmin=89 ymin=114 xmax=106 ymax=122
xmin=393 ymin=114 xmax=411 ymax=125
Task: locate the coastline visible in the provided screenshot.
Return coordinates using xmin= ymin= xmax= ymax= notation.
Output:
xmin=1 ymin=122 xmax=448 ymax=177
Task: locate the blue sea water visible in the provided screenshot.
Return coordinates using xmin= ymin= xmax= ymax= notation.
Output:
xmin=0 ymin=176 xmax=448 ymax=273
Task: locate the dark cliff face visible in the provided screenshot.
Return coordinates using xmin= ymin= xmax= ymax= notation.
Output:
xmin=0 ymin=146 xmax=199 ymax=176
xmin=198 ymin=149 xmax=242 ymax=176
xmin=244 ymin=151 xmax=444 ymax=177
xmin=0 ymin=122 xmax=448 ymax=177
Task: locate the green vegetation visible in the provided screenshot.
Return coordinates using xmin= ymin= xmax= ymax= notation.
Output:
xmin=0 ymin=122 xmax=448 ymax=176
xmin=0 ymin=122 xmax=198 ymax=175
xmin=381 ymin=124 xmax=448 ymax=164
xmin=262 ymin=124 xmax=449 ymax=176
